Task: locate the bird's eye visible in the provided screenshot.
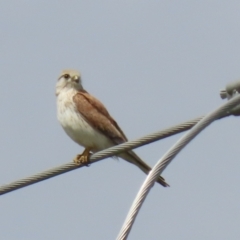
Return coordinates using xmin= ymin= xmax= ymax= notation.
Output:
xmin=63 ymin=74 xmax=70 ymax=79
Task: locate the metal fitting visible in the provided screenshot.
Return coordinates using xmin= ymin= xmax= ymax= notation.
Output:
xmin=220 ymin=80 xmax=240 ymax=116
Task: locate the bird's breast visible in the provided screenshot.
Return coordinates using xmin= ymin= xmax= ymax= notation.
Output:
xmin=57 ymin=92 xmax=112 ymax=151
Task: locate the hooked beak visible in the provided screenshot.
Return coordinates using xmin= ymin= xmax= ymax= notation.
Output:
xmin=72 ymin=75 xmax=80 ymax=83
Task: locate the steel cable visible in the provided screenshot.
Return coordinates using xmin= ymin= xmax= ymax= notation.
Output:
xmin=0 ymin=114 xmax=230 ymax=196
xmin=117 ymin=95 xmax=240 ymax=240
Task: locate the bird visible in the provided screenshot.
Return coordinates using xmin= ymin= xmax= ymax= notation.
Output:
xmin=56 ymin=69 xmax=169 ymax=187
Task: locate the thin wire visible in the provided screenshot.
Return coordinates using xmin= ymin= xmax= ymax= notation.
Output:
xmin=0 ymin=114 xmax=230 ymax=196
xmin=116 ymin=95 xmax=240 ymax=240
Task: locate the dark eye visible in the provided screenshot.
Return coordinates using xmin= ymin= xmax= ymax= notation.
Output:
xmin=63 ymin=74 xmax=70 ymax=79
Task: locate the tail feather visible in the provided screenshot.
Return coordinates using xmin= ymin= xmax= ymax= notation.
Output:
xmin=118 ymin=150 xmax=169 ymax=187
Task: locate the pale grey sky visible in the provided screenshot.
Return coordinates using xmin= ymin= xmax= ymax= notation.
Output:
xmin=0 ymin=1 xmax=240 ymax=239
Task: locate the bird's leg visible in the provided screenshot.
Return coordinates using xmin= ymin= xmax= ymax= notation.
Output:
xmin=73 ymin=148 xmax=91 ymax=166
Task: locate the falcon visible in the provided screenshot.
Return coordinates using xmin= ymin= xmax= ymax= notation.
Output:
xmin=56 ymin=69 xmax=169 ymax=187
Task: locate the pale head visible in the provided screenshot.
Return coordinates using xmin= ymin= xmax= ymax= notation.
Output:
xmin=56 ymin=69 xmax=83 ymax=96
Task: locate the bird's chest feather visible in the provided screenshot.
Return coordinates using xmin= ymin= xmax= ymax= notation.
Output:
xmin=57 ymin=92 xmax=111 ymax=151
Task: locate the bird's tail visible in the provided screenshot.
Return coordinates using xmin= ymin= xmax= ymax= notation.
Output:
xmin=118 ymin=150 xmax=169 ymax=187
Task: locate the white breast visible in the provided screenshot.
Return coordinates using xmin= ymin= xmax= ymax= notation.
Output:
xmin=57 ymin=89 xmax=113 ymax=152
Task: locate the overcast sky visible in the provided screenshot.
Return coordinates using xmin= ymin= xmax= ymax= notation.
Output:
xmin=0 ymin=1 xmax=240 ymax=239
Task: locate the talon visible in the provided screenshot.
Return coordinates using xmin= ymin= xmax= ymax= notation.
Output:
xmin=73 ymin=148 xmax=91 ymax=166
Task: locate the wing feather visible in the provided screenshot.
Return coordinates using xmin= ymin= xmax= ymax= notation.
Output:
xmin=73 ymin=91 xmax=127 ymax=145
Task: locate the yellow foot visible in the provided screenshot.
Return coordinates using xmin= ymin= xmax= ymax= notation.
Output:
xmin=73 ymin=148 xmax=91 ymax=166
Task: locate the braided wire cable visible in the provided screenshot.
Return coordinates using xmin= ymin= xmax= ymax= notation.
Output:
xmin=116 ymin=95 xmax=240 ymax=240
xmin=0 ymin=114 xmax=230 ymax=196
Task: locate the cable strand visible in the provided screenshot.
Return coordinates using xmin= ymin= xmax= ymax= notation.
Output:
xmin=0 ymin=113 xmax=230 ymax=196
xmin=116 ymin=95 xmax=240 ymax=240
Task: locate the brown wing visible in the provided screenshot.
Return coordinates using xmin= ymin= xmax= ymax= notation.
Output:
xmin=73 ymin=91 xmax=128 ymax=145
xmin=73 ymin=91 xmax=169 ymax=187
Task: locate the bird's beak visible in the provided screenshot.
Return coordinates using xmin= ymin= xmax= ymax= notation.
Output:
xmin=72 ymin=75 xmax=80 ymax=83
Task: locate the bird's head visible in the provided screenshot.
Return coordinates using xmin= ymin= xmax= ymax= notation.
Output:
xmin=56 ymin=69 xmax=83 ymax=95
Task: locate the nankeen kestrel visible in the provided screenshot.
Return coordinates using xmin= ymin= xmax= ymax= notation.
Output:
xmin=56 ymin=69 xmax=169 ymax=187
